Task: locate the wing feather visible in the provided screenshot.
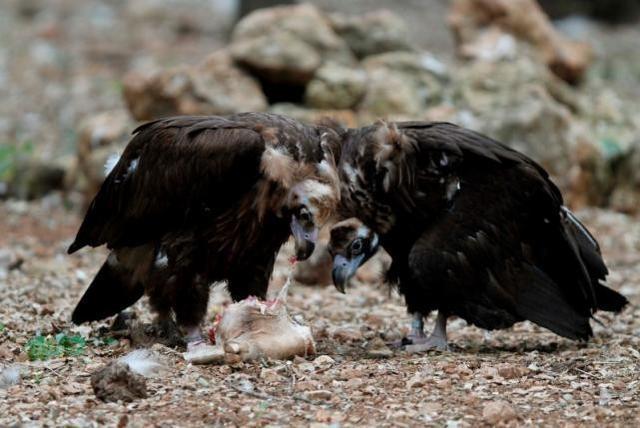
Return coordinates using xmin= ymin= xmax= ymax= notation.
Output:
xmin=69 ymin=116 xmax=267 ymax=253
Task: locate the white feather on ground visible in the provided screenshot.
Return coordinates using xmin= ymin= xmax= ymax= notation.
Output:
xmin=0 ymin=365 xmax=21 ymax=388
xmin=118 ymin=349 xmax=165 ymax=378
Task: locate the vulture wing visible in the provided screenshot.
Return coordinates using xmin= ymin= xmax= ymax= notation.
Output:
xmin=377 ymin=122 xmax=625 ymax=339
xmin=68 ymin=116 xmax=267 ymax=253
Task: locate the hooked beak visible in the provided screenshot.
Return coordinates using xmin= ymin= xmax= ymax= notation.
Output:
xmin=331 ymin=254 xmax=365 ymax=294
xmin=290 ymin=216 xmax=318 ymax=261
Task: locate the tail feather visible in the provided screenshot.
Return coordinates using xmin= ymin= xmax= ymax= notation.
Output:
xmin=516 ymin=265 xmax=592 ymax=340
xmin=560 ymin=207 xmax=627 ymax=313
xmin=595 ymin=284 xmax=628 ymax=313
xmin=72 ymin=257 xmax=144 ymax=324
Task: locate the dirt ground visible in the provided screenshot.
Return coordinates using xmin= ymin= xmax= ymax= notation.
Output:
xmin=0 ymin=197 xmax=638 ymax=427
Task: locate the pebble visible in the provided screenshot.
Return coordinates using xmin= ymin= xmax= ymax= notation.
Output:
xmin=260 ymin=368 xmax=284 ymax=382
xmin=313 ymin=355 xmax=335 ymax=370
xmin=406 ymin=372 xmax=425 ymax=389
xmin=482 ymin=400 xmax=518 ymax=424
xmin=305 ymin=389 xmax=332 ymax=401
xmin=367 ymin=348 xmax=393 ymax=359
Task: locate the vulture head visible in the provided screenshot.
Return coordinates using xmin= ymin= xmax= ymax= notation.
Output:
xmin=288 ymin=178 xmax=337 ymax=259
xmin=328 ymin=218 xmax=380 ymax=293
xmin=260 ymin=127 xmax=341 ymax=261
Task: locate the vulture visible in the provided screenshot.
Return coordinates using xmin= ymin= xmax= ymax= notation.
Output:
xmin=68 ymin=113 xmax=341 ymax=349
xmin=328 ymin=121 xmax=628 ymax=350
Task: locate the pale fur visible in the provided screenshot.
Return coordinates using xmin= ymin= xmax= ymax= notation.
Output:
xmin=260 ymin=146 xmax=297 ymax=189
xmin=0 ymin=365 xmax=21 ymax=388
xmin=372 ymin=121 xmax=414 ymax=192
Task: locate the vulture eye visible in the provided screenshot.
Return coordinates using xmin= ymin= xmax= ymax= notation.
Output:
xmin=351 ymin=239 xmax=364 ymax=255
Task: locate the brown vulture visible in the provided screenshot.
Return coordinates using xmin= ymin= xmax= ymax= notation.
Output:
xmin=328 ymin=121 xmax=628 ymax=350
xmin=68 ymin=113 xmax=341 ymax=349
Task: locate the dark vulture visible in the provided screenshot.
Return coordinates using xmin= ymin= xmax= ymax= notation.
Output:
xmin=328 ymin=121 xmax=628 ymax=350
xmin=68 ymin=113 xmax=341 ymax=349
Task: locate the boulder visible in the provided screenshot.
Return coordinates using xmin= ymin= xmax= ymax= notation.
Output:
xmin=448 ymin=0 xmax=592 ymax=84
xmin=4 ymin=158 xmax=67 ymax=200
xmin=269 ymin=103 xmax=359 ymax=128
xmin=329 ymin=9 xmax=413 ymax=58
xmin=359 ymin=51 xmax=447 ymax=117
xmin=123 ymin=50 xmax=267 ymax=121
xmin=305 ymin=62 xmax=367 ymax=109
xmin=229 ymin=4 xmax=355 ymax=87
xmin=450 ymin=52 xmax=579 ymax=174
xmin=609 ymin=146 xmax=640 ymax=214
xmin=74 ymin=110 xmax=134 ymax=206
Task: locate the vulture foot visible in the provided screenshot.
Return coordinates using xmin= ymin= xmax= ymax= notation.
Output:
xmin=404 ymin=334 xmax=449 ymax=353
xmin=387 ymin=332 xmax=426 ymax=349
xmin=152 ymin=317 xmax=185 ymax=348
xmin=387 ymin=312 xmax=426 ymax=348
xmin=404 ymin=311 xmax=449 ymax=352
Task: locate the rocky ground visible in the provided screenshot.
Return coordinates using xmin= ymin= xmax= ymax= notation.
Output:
xmin=0 ymin=197 xmax=638 ymax=426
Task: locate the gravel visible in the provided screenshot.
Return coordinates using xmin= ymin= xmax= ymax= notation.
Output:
xmin=0 ymin=198 xmax=638 ymax=426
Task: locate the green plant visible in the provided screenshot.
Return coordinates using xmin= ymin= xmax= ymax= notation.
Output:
xmin=0 ymin=141 xmax=34 ymax=182
xmin=26 ymin=333 xmax=87 ymax=361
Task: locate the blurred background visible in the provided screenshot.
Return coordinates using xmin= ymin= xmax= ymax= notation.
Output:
xmin=0 ymin=0 xmax=639 ymax=214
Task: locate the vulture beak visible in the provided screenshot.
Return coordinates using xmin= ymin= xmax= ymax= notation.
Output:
xmin=290 ymin=211 xmax=318 ymax=261
xmin=331 ymin=254 xmax=365 ymax=294
xmin=330 ymin=231 xmax=380 ymax=293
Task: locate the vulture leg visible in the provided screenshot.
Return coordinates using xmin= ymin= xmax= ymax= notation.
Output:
xmin=387 ymin=313 xmax=426 ymax=348
xmin=173 ymin=278 xmax=210 ymax=350
xmin=184 ymin=326 xmax=206 ymax=351
xmin=409 ymin=312 xmax=426 ymax=339
xmin=405 ymin=311 xmax=449 ymax=352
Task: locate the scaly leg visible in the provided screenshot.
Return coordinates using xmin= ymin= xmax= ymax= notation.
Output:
xmin=184 ymin=325 xmax=206 ymax=351
xmin=388 ymin=312 xmax=426 ymax=348
xmin=405 ymin=311 xmax=449 ymax=352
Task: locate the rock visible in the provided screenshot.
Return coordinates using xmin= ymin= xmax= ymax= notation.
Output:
xmin=313 ymin=355 xmax=335 ymax=370
xmin=229 ymin=4 xmax=354 ymax=86
xmin=451 ymin=52 xmax=578 ymax=174
xmin=359 ymin=51 xmax=446 ymax=117
xmin=125 ymin=0 xmax=233 ymax=35
xmin=305 ymin=62 xmax=367 ymax=109
xmin=366 ymin=348 xmax=393 ymax=359
xmin=329 ymin=326 xmax=363 ymax=343
xmin=482 ymin=400 xmax=518 ymax=424
xmin=231 ymin=31 xmax=321 ymax=86
xmin=123 ymin=50 xmax=267 ymax=121
xmin=259 ymin=367 xmax=284 ymax=382
xmin=329 ymin=9 xmax=413 ymax=58
xmin=269 ymin=103 xmax=359 ymax=128
xmin=6 ymin=158 xmax=67 ymax=200
xmin=74 ymin=110 xmax=134 ymax=206
xmin=406 ymin=372 xmax=425 ymax=389
xmin=91 ymin=362 xmax=147 ymax=403
xmin=305 ymin=389 xmax=332 ymax=401
xmin=344 ymin=378 xmax=365 ymax=389
xmin=294 ymin=380 xmax=323 ymax=392
xmin=609 ymin=146 xmax=640 ymax=214
xmin=448 ymin=0 xmax=592 ymax=84
xmin=496 ymin=363 xmax=529 ymax=379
